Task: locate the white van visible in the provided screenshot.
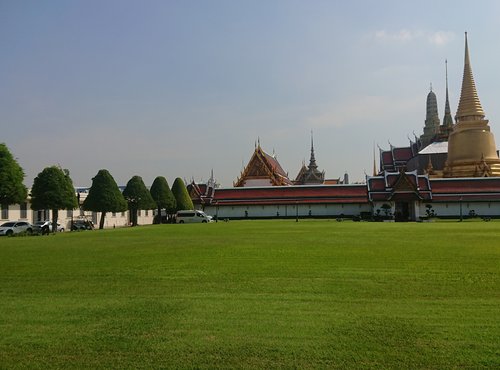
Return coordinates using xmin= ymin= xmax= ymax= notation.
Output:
xmin=176 ymin=210 xmax=213 ymax=224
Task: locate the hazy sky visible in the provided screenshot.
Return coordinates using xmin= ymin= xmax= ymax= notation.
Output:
xmin=2 ymin=1 xmax=500 ymax=187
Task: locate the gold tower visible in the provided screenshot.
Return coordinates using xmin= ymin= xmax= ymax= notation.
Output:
xmin=443 ymin=33 xmax=500 ymax=177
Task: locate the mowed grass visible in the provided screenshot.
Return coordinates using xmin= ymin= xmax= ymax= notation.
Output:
xmin=0 ymin=220 xmax=499 ymax=369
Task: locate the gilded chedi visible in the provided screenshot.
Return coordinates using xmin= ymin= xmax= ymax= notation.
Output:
xmin=444 ymin=33 xmax=500 ymax=177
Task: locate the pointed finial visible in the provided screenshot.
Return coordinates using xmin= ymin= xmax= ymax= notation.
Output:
xmin=445 ymin=59 xmax=449 ymax=105
xmin=308 ymin=130 xmax=318 ymax=169
xmin=430 ymin=82 xmax=432 ymax=92
xmin=456 ymin=32 xmax=485 ymax=121
xmin=464 ymin=32 xmax=469 ymax=65
xmin=445 ymin=59 xmax=448 ymax=88
xmin=257 ymin=137 xmax=260 ymax=148
xmin=442 ymin=58 xmax=453 ymax=130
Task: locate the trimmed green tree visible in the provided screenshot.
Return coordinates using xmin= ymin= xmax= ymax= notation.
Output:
xmin=82 ymin=169 xmax=128 ymax=229
xmin=31 ymin=166 xmax=78 ymax=233
xmin=171 ymin=177 xmax=194 ymax=211
xmin=0 ymin=143 xmax=28 ymax=206
xmin=150 ymin=176 xmax=176 ymax=224
xmin=122 ymin=175 xmax=155 ymax=226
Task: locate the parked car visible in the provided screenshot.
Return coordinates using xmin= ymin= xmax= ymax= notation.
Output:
xmin=71 ymin=219 xmax=94 ymax=231
xmin=0 ymin=221 xmax=33 ymax=236
xmin=32 ymin=220 xmax=65 ymax=234
xmin=176 ymin=210 xmax=213 ymax=223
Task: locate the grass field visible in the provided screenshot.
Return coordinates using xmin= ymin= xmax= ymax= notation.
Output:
xmin=0 ymin=220 xmax=499 ymax=369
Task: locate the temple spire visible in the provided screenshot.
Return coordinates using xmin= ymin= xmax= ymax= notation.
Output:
xmin=372 ymin=143 xmax=377 ymax=176
xmin=420 ymin=81 xmax=440 ymax=147
xmin=294 ymin=131 xmax=324 ymax=184
xmin=456 ymin=32 xmax=485 ymax=122
xmin=445 ymin=60 xmax=450 ymax=114
xmin=309 ymin=130 xmax=318 ymax=169
xmin=444 ymin=32 xmax=500 ymax=178
xmin=442 ymin=59 xmax=454 ymax=131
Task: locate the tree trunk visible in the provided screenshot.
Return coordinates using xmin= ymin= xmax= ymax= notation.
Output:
xmin=99 ymin=211 xmax=106 ymax=229
xmin=52 ymin=209 xmax=58 ymax=234
xmin=130 ymin=208 xmax=138 ymax=227
xmin=157 ymin=206 xmax=162 ymax=224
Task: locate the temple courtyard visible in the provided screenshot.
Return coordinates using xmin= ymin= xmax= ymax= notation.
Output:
xmin=0 ymin=220 xmax=498 ymax=368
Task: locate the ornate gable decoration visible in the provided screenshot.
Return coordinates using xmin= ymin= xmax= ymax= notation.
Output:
xmin=389 ymin=171 xmax=422 ymax=200
xmin=234 ymin=144 xmax=291 ymax=187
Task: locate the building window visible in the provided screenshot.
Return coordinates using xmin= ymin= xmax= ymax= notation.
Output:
xmin=1 ymin=204 xmax=8 ymax=219
xmin=138 ymin=210 xmax=141 ymax=217
xmin=145 ymin=210 xmax=149 ymax=216
xmin=121 ymin=212 xmax=125 ymax=217
xmin=67 ymin=209 xmax=73 ymax=218
xmin=112 ymin=212 xmax=116 ymax=217
xmin=20 ymin=202 xmax=28 ymax=219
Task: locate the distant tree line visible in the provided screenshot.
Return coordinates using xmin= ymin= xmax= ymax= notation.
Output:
xmin=0 ymin=143 xmax=194 ymax=232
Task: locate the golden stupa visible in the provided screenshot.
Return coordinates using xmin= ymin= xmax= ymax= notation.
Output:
xmin=443 ymin=33 xmax=500 ymax=177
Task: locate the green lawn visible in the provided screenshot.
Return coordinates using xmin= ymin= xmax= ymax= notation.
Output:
xmin=0 ymin=220 xmax=499 ymax=369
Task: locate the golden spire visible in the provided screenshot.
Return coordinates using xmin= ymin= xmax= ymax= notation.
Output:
xmin=456 ymin=32 xmax=485 ymax=122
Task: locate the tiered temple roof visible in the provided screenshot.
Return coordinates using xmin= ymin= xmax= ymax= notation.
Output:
xmin=294 ymin=133 xmax=325 ymax=185
xmin=188 ymin=171 xmax=217 ymax=206
xmin=234 ymin=142 xmax=292 ymax=187
xmin=379 ymin=141 xmax=419 ymax=173
xmin=367 ymin=171 xmax=432 ymax=202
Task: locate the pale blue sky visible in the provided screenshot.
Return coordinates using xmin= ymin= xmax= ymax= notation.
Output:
xmin=2 ymin=1 xmax=500 ymax=187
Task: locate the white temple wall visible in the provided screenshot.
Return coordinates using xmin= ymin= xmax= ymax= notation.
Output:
xmin=0 ymin=202 xmax=153 ymax=229
xmin=199 ymin=199 xmax=500 ymax=220
xmin=419 ymin=201 xmax=500 ymax=218
xmin=204 ymin=203 xmax=370 ymax=219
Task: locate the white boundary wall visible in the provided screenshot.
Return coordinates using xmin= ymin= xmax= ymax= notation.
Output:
xmin=203 ymin=203 xmax=371 ymax=219
xmin=0 ymin=203 xmax=154 ymax=229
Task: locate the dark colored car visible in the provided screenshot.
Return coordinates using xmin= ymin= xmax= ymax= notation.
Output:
xmin=71 ymin=219 xmax=94 ymax=231
xmin=33 ymin=220 xmax=64 ymax=234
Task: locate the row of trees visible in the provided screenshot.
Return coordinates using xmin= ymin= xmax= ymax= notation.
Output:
xmin=0 ymin=143 xmax=194 ymax=232
xmin=84 ymin=170 xmax=193 ymax=229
